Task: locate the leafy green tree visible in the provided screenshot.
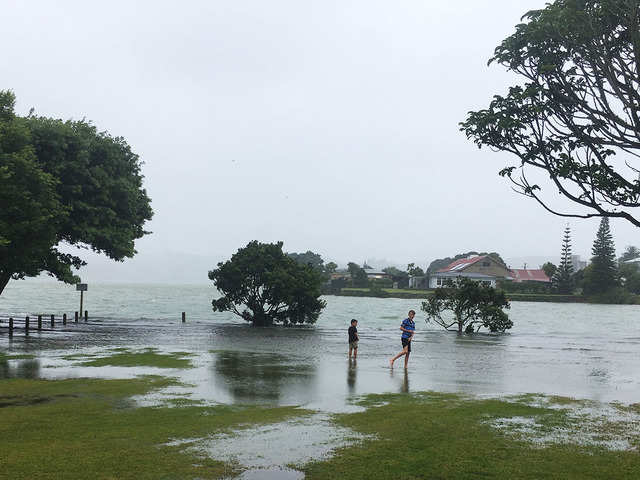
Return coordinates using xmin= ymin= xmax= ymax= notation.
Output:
xmin=0 ymin=90 xmax=152 ymax=295
xmin=461 ymin=0 xmax=640 ymax=227
xmin=619 ymin=246 xmax=640 ymax=263
xmin=347 ymin=262 xmax=368 ymax=288
xmin=407 ymin=263 xmax=425 ymax=277
xmin=553 ymin=225 xmax=574 ymax=294
xmin=210 ymin=241 xmax=326 ymax=326
xmin=383 ymin=266 xmax=409 ymax=288
xmin=287 ymin=251 xmax=324 ymax=271
xmin=325 ymin=262 xmax=338 ymax=274
xmin=583 ymin=217 xmax=618 ymax=294
xmin=541 ymin=262 xmax=557 ymax=279
xmin=422 ymin=277 xmax=512 ymax=333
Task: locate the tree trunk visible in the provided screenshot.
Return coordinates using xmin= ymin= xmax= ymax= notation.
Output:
xmin=0 ymin=273 xmax=10 ymax=297
xmin=457 ymin=316 xmax=463 ymax=334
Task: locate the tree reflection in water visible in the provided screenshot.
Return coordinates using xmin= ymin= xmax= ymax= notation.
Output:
xmin=212 ymin=351 xmax=316 ymax=404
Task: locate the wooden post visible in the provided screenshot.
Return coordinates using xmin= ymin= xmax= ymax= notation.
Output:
xmin=63 ymin=313 xmax=67 ymax=325
xmin=38 ymin=315 xmax=42 ymax=330
xmin=25 ymin=316 xmax=29 ymax=334
xmin=9 ymin=317 xmax=13 ymax=336
xmin=182 ymin=312 xmax=186 ymax=323
xmin=74 ymin=311 xmax=79 ymax=323
xmin=79 ymin=290 xmax=84 ymax=321
xmin=84 ymin=310 xmax=88 ymax=322
xmin=50 ymin=314 xmax=55 ymax=328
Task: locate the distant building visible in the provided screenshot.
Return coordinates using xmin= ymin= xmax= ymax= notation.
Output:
xmin=363 ymin=268 xmax=391 ymax=280
xmin=429 ymin=255 xmax=511 ymax=288
xmin=511 ymin=269 xmax=551 ymax=283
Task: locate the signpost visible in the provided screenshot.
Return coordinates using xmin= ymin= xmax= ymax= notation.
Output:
xmin=76 ymin=283 xmax=88 ymax=320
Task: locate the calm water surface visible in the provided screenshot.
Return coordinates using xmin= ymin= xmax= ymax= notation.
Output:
xmin=1 ymin=280 xmax=640 ymax=407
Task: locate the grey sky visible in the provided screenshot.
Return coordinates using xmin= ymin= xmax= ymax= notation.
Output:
xmin=2 ymin=0 xmax=638 ymax=282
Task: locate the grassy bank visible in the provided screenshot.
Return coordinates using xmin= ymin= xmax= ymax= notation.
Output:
xmin=2 ymin=368 xmax=639 ymax=479
xmin=336 ymin=288 xmax=584 ymax=303
xmin=0 ymin=375 xmax=308 ymax=479
xmin=303 ymin=392 xmax=640 ymax=479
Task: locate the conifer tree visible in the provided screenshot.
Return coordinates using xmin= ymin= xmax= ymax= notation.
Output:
xmin=553 ymin=225 xmax=574 ymax=294
xmin=583 ymin=218 xmax=618 ymax=294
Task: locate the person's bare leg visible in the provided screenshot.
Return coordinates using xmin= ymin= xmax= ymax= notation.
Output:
xmin=404 ymin=352 xmax=410 ymax=369
xmin=354 ymin=347 xmax=357 ymax=359
xmin=389 ymin=347 xmax=408 ymax=368
xmin=349 ymin=347 xmax=353 ymax=359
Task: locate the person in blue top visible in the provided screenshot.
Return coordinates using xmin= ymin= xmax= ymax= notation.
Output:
xmin=389 ymin=310 xmax=416 ymax=369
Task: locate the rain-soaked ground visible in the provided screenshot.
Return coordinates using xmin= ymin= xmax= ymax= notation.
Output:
xmin=2 ymin=281 xmax=640 ymax=475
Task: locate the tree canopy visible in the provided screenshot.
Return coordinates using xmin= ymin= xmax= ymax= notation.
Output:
xmin=583 ymin=217 xmax=619 ymax=294
xmin=461 ymin=0 xmax=640 ymax=226
xmin=0 ymin=90 xmax=153 ymax=295
xmin=347 ymin=262 xmax=369 ymax=287
xmin=553 ymin=225 xmax=574 ymax=294
xmin=210 ymin=241 xmax=326 ymax=326
xmin=422 ymin=277 xmax=512 ymax=333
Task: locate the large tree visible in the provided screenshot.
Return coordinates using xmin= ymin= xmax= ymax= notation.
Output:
xmin=347 ymin=262 xmax=368 ymax=288
xmin=553 ymin=225 xmax=575 ymax=294
xmin=461 ymin=0 xmax=640 ymax=226
xmin=0 ymin=91 xmax=152 ymax=295
xmin=583 ymin=217 xmax=619 ymax=294
xmin=210 ymin=241 xmax=326 ymax=326
xmin=422 ymin=277 xmax=512 ymax=334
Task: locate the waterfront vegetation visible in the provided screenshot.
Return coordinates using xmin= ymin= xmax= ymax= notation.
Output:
xmin=335 ymin=287 xmax=613 ymax=303
xmin=2 ymin=371 xmax=639 ymax=479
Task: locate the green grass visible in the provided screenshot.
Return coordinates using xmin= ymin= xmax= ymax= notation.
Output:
xmin=303 ymin=392 xmax=640 ymax=479
xmin=0 ymin=352 xmax=35 ymax=360
xmin=78 ymin=348 xmax=195 ymax=368
xmin=0 ymin=375 xmax=310 ymax=479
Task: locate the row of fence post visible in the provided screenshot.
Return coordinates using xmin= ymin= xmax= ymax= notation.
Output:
xmin=3 ymin=311 xmax=187 ymax=336
xmin=4 ymin=311 xmax=89 ymax=336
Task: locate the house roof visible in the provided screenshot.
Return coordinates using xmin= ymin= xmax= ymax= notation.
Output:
xmin=437 ymin=256 xmax=485 ymax=273
xmin=433 ymin=272 xmax=498 ymax=280
xmin=511 ymin=269 xmax=551 ymax=283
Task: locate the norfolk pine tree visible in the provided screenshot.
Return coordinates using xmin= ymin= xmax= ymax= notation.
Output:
xmin=553 ymin=225 xmax=574 ymax=294
xmin=583 ymin=217 xmax=619 ymax=294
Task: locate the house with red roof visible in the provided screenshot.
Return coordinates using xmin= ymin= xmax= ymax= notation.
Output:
xmin=429 ymin=255 xmax=512 ymax=288
xmin=511 ymin=269 xmax=551 ymax=283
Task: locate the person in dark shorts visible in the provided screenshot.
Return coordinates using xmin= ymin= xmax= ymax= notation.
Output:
xmin=389 ymin=310 xmax=415 ymax=369
xmin=348 ymin=319 xmax=359 ymax=359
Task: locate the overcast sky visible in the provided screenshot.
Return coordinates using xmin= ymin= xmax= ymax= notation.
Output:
xmin=2 ymin=0 xmax=638 ymax=282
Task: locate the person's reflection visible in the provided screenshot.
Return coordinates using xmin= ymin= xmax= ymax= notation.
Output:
xmin=347 ymin=358 xmax=357 ymax=394
xmin=400 ymin=369 xmax=410 ymax=393
xmin=0 ymin=358 xmax=40 ymax=379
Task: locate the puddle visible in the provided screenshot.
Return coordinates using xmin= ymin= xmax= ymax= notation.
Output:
xmin=169 ymin=413 xmax=372 ymax=472
xmin=226 ymin=467 xmax=304 ymax=479
xmin=489 ymin=395 xmax=640 ymax=451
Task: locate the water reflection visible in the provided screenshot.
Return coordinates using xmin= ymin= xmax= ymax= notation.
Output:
xmin=0 ymin=358 xmax=41 ymax=379
xmin=212 ymin=351 xmax=316 ymax=404
xmin=401 ymin=370 xmax=409 ymax=393
xmin=347 ymin=359 xmax=357 ymax=393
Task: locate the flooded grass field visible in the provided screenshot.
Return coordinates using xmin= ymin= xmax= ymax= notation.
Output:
xmin=1 ymin=281 xmax=640 ymax=478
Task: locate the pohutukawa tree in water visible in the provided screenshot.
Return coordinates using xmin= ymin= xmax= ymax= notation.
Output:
xmin=422 ymin=278 xmax=512 ymax=334
xmin=209 ymin=241 xmax=327 ymax=327
xmin=461 ymin=0 xmax=640 ymax=227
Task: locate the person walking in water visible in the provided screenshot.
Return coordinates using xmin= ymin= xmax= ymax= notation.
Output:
xmin=348 ymin=319 xmax=359 ymax=359
xmin=390 ymin=310 xmax=415 ymax=369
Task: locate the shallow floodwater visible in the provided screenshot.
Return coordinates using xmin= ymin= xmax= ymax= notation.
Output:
xmin=1 ymin=280 xmax=640 ymax=407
